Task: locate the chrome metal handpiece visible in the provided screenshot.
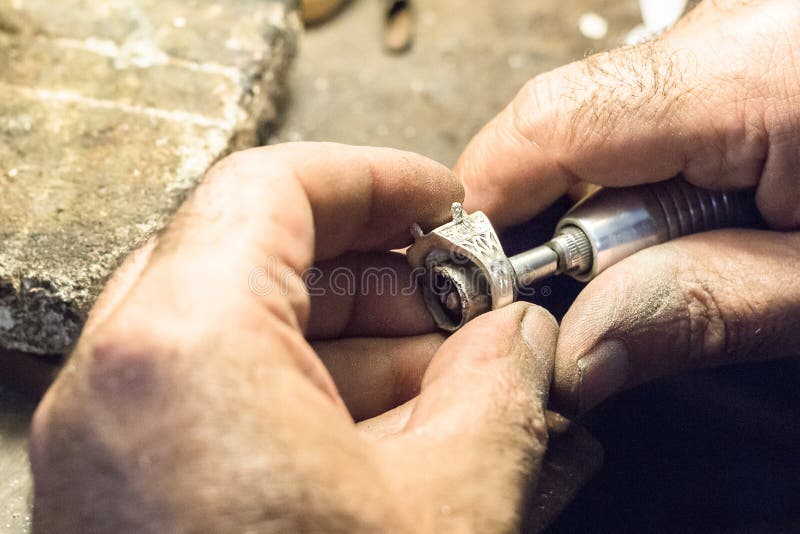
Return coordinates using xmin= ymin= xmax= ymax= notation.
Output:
xmin=407 ymin=178 xmax=759 ymax=331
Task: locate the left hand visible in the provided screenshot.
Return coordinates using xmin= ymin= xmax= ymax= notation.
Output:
xmin=29 ymin=143 xmax=559 ymax=533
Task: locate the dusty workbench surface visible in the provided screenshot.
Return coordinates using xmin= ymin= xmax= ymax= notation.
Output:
xmin=0 ymin=0 xmax=299 ymax=355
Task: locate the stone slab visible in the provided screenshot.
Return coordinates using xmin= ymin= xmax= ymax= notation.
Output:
xmin=0 ymin=0 xmax=299 ymax=354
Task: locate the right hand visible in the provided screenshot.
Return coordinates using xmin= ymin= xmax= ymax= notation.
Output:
xmin=456 ymin=0 xmax=800 ymax=414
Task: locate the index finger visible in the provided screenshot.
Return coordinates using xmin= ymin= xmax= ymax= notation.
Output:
xmin=454 ymin=42 xmax=691 ymax=228
xmin=171 ymin=142 xmax=462 ymax=262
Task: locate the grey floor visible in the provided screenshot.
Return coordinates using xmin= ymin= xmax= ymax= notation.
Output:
xmin=0 ymin=387 xmax=33 ymax=533
xmin=270 ymin=0 xmax=640 ymax=166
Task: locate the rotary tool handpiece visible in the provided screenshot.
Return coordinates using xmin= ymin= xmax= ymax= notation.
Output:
xmin=511 ymin=178 xmax=760 ymax=285
xmin=407 ymin=178 xmax=760 ymax=332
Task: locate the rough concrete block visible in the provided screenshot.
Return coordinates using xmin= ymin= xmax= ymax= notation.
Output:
xmin=0 ymin=0 xmax=299 ymax=354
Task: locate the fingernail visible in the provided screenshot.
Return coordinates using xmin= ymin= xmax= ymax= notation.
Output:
xmin=577 ymin=339 xmax=631 ymax=413
xmin=519 ymin=306 xmax=556 ymax=350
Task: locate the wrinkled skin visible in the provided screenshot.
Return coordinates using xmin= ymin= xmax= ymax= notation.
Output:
xmin=30 ymin=0 xmax=800 ymax=531
xmin=30 ymin=144 xmax=558 ymax=533
xmin=457 ymin=0 xmax=800 ymax=414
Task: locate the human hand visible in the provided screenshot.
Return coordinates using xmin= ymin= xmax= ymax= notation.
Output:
xmin=456 ymin=0 xmax=800 ymax=414
xmin=30 ymin=143 xmax=559 ymax=533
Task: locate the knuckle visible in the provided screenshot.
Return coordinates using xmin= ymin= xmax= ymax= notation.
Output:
xmin=27 ymin=327 xmax=169 ymax=500
xmin=82 ymin=332 xmax=164 ymax=402
xmin=512 ymin=77 xmax=554 ymax=143
xmin=502 ymin=392 xmax=549 ymax=457
xmin=73 ymin=313 xmax=173 ymax=408
xmin=489 ymin=367 xmax=549 ymax=448
xmin=205 ymin=145 xmax=297 ymax=191
xmin=519 ymin=402 xmax=549 ymax=448
xmin=674 ymin=262 xmax=747 ymax=365
xmin=678 ymin=275 xmax=727 ymax=361
xmin=510 ymin=74 xmax=575 ymax=163
xmin=31 ymin=323 xmax=168 ymax=444
xmin=206 ymin=147 xmax=261 ymax=182
xmin=622 ymin=245 xmax=730 ymax=365
xmin=585 ymin=247 xmax=732 ymax=370
xmin=458 ymin=142 xmax=505 ymax=215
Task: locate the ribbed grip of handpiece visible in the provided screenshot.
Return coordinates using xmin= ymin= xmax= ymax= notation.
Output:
xmin=554 ymin=178 xmax=761 ymax=282
xmin=647 ymin=179 xmax=759 ymax=239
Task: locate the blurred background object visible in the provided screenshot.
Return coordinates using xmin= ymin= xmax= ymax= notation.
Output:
xmin=301 ymin=0 xmax=350 ymax=25
xmin=384 ymin=0 xmax=414 ymax=53
xmin=626 ymin=0 xmax=689 ymax=43
xmin=273 ymin=0 xmax=642 ymax=166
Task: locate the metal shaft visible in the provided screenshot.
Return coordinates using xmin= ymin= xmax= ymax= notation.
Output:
xmin=510 ymin=246 xmax=558 ymax=286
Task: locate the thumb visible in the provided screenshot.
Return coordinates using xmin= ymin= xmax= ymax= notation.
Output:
xmin=456 ymin=0 xmax=800 ymax=229
xmin=552 ymin=229 xmax=800 ymax=416
xmin=379 ymin=303 xmax=558 ymax=533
